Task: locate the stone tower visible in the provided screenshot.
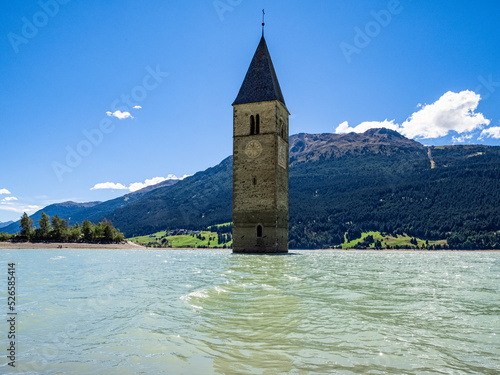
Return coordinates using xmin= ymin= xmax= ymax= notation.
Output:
xmin=232 ymin=35 xmax=289 ymax=253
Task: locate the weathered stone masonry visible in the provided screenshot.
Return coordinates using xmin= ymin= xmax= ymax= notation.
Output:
xmin=232 ymin=36 xmax=289 ymax=253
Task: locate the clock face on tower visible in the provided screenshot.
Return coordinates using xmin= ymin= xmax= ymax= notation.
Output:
xmin=245 ymin=140 xmax=263 ymax=158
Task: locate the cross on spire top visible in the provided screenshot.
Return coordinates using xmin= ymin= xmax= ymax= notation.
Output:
xmin=262 ymin=9 xmax=265 ymax=36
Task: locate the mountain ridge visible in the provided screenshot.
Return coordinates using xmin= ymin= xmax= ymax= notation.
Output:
xmin=4 ymin=129 xmax=500 ymax=249
xmin=290 ymin=128 xmax=423 ymax=165
xmin=2 ymin=176 xmax=180 ymax=234
xmin=0 ymin=220 xmax=14 ymax=229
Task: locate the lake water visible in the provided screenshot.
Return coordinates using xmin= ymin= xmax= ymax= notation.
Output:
xmin=0 ymin=249 xmax=499 ymax=374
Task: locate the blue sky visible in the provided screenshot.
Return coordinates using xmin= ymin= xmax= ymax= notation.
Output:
xmin=1 ymin=0 xmax=499 ymax=222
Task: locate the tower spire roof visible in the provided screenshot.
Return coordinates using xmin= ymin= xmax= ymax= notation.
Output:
xmin=232 ymin=35 xmax=286 ymax=106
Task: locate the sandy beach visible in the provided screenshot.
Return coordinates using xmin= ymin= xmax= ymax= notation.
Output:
xmin=0 ymin=241 xmax=146 ymax=250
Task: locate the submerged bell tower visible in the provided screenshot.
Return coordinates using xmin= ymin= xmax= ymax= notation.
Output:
xmin=232 ymin=26 xmax=289 ymax=253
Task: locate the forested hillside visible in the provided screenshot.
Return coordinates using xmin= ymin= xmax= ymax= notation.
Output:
xmin=106 ymin=157 xmax=233 ymax=237
xmin=1 ymin=178 xmax=179 ymax=235
xmin=288 ymin=141 xmax=500 ymax=249
xmin=111 ymin=128 xmax=500 ymax=249
xmin=5 ymin=129 xmax=500 ymax=249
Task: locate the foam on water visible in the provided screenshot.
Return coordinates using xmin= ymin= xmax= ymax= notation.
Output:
xmin=50 ymin=255 xmax=65 ymax=260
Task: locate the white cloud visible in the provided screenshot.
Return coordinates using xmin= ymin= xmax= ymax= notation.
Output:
xmin=400 ymin=90 xmax=489 ymax=139
xmin=106 ymin=110 xmax=133 ymax=120
xmin=129 ymin=177 xmax=166 ymax=192
xmin=90 ymin=182 xmax=128 ymax=190
xmin=479 ymin=126 xmax=500 ymax=139
xmin=452 ymin=134 xmax=473 ymax=143
xmin=335 ymin=90 xmax=490 ymax=140
xmin=133 ymin=105 xmax=142 ymax=109
xmin=128 ymin=175 xmax=189 ymax=192
xmin=335 ymin=120 xmax=400 ymax=134
xmin=0 ymin=191 xmax=41 ymax=219
xmin=1 ymin=197 xmax=18 ymax=202
xmin=0 ymin=204 xmax=41 ymax=214
xmin=91 ymin=175 xmax=191 ymax=193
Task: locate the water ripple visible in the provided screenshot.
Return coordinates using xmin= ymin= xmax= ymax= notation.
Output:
xmin=2 ymin=249 xmax=499 ymax=374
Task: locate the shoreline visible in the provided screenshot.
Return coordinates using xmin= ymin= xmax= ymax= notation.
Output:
xmin=0 ymin=241 xmax=147 ymax=250
xmin=0 ymin=241 xmax=499 ymax=252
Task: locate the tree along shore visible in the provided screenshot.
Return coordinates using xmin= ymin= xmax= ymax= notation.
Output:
xmin=0 ymin=212 xmax=124 ymax=244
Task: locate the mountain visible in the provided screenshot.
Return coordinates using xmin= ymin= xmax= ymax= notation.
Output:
xmin=1 ymin=178 xmax=180 ymax=234
xmin=106 ymin=157 xmax=233 ymax=237
xmin=62 ymin=178 xmax=180 ymax=226
xmin=288 ymin=140 xmax=500 ymax=249
xmin=108 ymin=128 xmax=498 ymax=249
xmin=4 ymin=129 xmax=500 ymax=249
xmin=0 ymin=221 xmax=14 ymax=229
xmin=108 ymin=128 xmax=428 ymax=237
xmin=1 ymin=201 xmax=101 ymax=234
xmin=289 ymin=128 xmax=424 ymax=164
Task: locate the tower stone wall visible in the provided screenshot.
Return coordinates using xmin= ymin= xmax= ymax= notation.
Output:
xmin=232 ymin=100 xmax=289 ymax=253
xmin=232 ymin=35 xmax=289 ymax=253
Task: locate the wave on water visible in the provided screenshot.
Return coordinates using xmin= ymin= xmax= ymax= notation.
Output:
xmin=6 ymin=249 xmax=500 ymax=374
xmin=50 ymin=255 xmax=66 ymax=260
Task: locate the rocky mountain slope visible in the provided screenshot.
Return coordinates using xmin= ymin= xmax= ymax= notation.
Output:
xmin=2 ymin=178 xmax=179 ymax=234
xmin=5 ymin=129 xmax=500 ymax=249
xmin=289 ymin=128 xmax=424 ymax=165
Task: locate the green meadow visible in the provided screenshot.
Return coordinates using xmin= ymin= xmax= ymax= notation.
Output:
xmin=128 ymin=229 xmax=232 ymax=249
xmin=129 ymin=227 xmax=446 ymax=250
xmin=341 ymin=231 xmax=447 ymax=250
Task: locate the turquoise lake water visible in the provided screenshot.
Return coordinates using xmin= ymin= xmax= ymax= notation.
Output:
xmin=0 ymin=249 xmax=499 ymax=374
